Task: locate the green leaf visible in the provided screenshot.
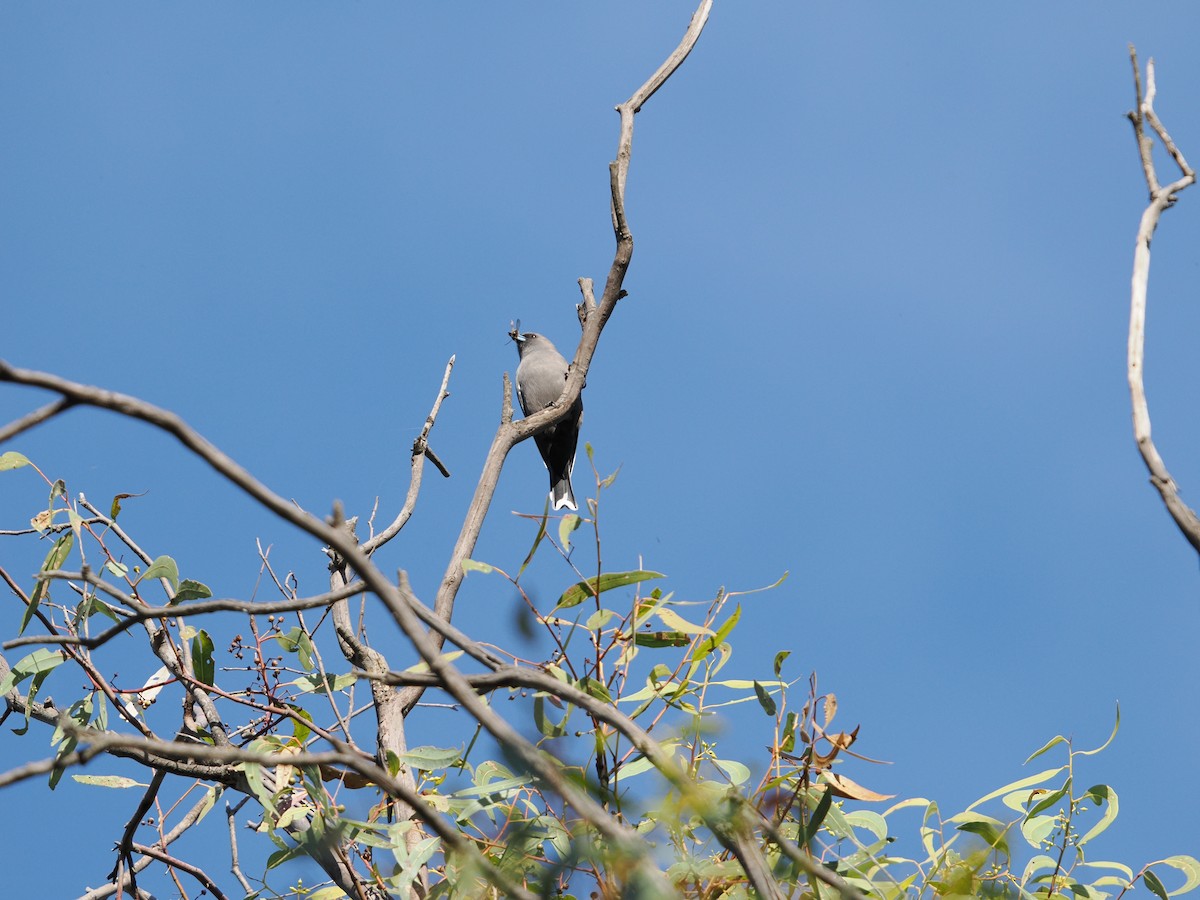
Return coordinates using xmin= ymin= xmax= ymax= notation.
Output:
xmin=600 ymin=464 xmax=622 ymax=490
xmin=76 ymin=595 xmax=119 ymax=624
xmin=461 ymin=558 xmax=495 ymax=575
xmin=290 ymin=672 xmax=357 ymax=694
xmin=773 ymin=650 xmax=791 ymax=677
xmin=1143 ymin=870 xmax=1169 ymax=900
xmin=618 ymin=744 xmax=676 ymax=781
xmin=1026 ymin=784 xmax=1069 ymax=818
xmin=174 ymin=579 xmax=213 ymax=603
xmin=385 ymin=750 xmax=402 ymax=777
xmin=633 ymin=631 xmax=690 ymax=647
xmin=297 ymin=632 xmax=315 ymax=671
xmin=585 ymin=608 xmax=619 ymax=632
xmin=396 ymin=746 xmax=464 ymax=771
xmin=0 ymin=451 xmax=31 ymax=471
xmin=1021 ymin=814 xmax=1058 ymax=848
xmin=104 ymin=559 xmax=129 ymax=579
xmin=1078 ymin=703 xmax=1121 ymax=757
xmin=1025 ymin=734 xmax=1068 ymax=764
xmin=1145 ymin=856 xmax=1200 ymax=896
xmin=753 ymin=680 xmax=777 ymax=716
xmin=286 ymin=704 xmax=312 ymax=743
xmin=274 ymin=627 xmax=315 ymax=671
xmin=517 ymin=514 xmax=548 ymax=577
xmin=711 ymin=757 xmax=750 ymax=786
xmin=533 ymin=695 xmax=570 ymax=738
xmin=578 ymin=677 xmax=613 ymax=704
xmin=803 ymin=788 xmax=834 ymax=848
xmin=1077 ymin=860 xmax=1134 ymax=882
xmin=1077 ymin=784 xmax=1118 ymax=846
xmin=23 ymin=533 xmax=74 ymax=634
xmin=0 ymin=648 xmax=67 ymax=695
xmin=688 ymin=603 xmax=740 ymax=665
xmin=965 ymin=766 xmax=1066 ymax=812
xmin=781 ymin=710 xmax=798 ymax=754
xmin=554 ymin=570 xmax=664 ymax=611
xmin=1021 ymin=855 xmax=1060 ymax=886
xmin=71 ymin=775 xmax=148 ymax=788
xmin=191 ymin=630 xmax=215 ymax=686
xmin=955 ymin=817 xmax=1009 ymax=855
xmin=558 ymin=514 xmax=582 ymax=553
xmin=654 ymin=607 xmax=712 ymax=636
xmin=141 ymin=555 xmax=180 ymax=592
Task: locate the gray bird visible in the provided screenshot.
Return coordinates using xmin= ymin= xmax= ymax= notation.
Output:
xmin=513 ymin=331 xmax=583 ymax=511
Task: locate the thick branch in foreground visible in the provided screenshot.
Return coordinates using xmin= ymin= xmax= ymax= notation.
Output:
xmin=1125 ymin=47 xmax=1200 ymax=555
xmin=0 ymin=366 xmax=675 ymax=891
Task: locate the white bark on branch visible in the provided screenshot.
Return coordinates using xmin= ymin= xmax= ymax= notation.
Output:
xmin=1125 ymin=47 xmax=1200 ymax=555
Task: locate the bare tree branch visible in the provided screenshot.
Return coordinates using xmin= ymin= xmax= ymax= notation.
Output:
xmin=362 ymin=355 xmax=455 ymax=556
xmin=3 ymin=571 xmax=366 ymax=651
xmin=1126 ymin=46 xmax=1200 ymax=555
xmin=409 ymin=0 xmax=714 ymax=713
xmin=0 ymin=396 xmax=75 ymax=443
xmin=78 ymin=786 xmax=226 ymax=900
xmin=127 ymin=844 xmax=229 ymax=900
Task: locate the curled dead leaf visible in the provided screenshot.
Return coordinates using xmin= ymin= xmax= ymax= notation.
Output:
xmin=823 ymin=772 xmax=895 ymax=802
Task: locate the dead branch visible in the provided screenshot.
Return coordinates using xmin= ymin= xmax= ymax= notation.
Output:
xmin=362 ymin=354 xmax=455 ymax=556
xmin=409 ymin=0 xmax=714 ymax=711
xmin=1126 ymin=47 xmax=1200 ymax=555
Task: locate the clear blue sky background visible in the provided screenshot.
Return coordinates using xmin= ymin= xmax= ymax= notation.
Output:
xmin=3 ymin=3 xmax=1200 ymax=896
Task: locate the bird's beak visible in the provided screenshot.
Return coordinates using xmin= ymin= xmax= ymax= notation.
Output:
xmin=509 ymin=319 xmax=525 ymax=343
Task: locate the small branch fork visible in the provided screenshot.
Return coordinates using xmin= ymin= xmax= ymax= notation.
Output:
xmin=1126 ymin=46 xmax=1200 ymax=555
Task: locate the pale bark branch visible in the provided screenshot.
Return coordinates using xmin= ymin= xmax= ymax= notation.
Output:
xmin=78 ymin=787 xmax=226 ymax=900
xmin=3 ymin=571 xmax=366 ymax=651
xmin=0 ymin=396 xmax=75 ymax=443
xmin=127 ymin=844 xmax=228 ymax=900
xmin=362 ymin=355 xmax=455 ymax=556
xmin=408 ymin=0 xmax=714 ymax=722
xmin=1125 ymin=46 xmax=1200 ymax=555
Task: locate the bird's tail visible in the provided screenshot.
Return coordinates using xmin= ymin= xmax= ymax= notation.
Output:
xmin=550 ymin=474 xmax=577 ymax=511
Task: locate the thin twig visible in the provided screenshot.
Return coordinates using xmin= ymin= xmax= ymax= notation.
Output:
xmin=362 ymin=355 xmax=455 ymax=556
xmin=0 ymin=397 xmax=75 ymax=443
xmin=127 ymin=844 xmax=229 ymax=900
xmin=225 ymin=798 xmax=254 ymax=896
xmin=4 ymin=572 xmax=365 ymax=651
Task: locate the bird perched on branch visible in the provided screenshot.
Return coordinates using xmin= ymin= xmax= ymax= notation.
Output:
xmin=512 ymin=328 xmax=583 ymax=511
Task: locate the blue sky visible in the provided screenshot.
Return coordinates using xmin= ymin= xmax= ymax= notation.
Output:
xmin=3 ymin=3 xmax=1200 ymax=896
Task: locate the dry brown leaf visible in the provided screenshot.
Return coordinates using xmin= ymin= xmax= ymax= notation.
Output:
xmin=823 ymin=693 xmax=837 ymax=727
xmin=824 ymin=772 xmax=895 ymax=802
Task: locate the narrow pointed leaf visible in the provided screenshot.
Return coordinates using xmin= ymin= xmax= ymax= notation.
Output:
xmin=753 ymin=680 xmax=777 ymax=716
xmin=554 ymin=570 xmax=664 ymax=611
xmin=23 ymin=534 xmax=74 ymax=634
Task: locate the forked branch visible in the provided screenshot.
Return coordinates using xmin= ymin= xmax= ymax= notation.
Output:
xmin=1126 ymin=46 xmax=1200 ymax=555
xmin=417 ymin=0 xmax=714 ymax=697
